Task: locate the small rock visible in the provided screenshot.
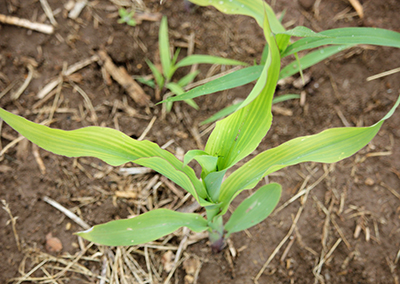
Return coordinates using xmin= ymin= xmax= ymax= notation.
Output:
xmin=365 ymin=177 xmax=375 ymax=186
xmin=298 ymin=0 xmax=316 ymax=10
xmin=161 ymin=251 xmax=175 ymax=272
xmin=45 ymin=232 xmax=63 ymax=252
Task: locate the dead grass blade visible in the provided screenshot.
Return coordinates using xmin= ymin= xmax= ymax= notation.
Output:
xmin=0 ymin=13 xmax=54 ymax=34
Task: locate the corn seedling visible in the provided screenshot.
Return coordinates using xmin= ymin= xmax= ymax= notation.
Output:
xmin=1 ymin=1 xmax=400 ymax=252
xmin=140 ymin=16 xmax=247 ymax=112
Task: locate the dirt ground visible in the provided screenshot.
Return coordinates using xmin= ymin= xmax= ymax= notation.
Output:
xmin=1 ymin=0 xmax=400 ymax=283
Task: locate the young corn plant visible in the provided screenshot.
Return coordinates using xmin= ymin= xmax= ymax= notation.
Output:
xmin=169 ymin=0 xmax=400 ymax=123
xmin=140 ymin=16 xmax=247 ymax=112
xmin=1 ymin=1 xmax=400 ymax=252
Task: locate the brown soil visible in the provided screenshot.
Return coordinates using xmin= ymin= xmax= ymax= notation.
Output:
xmin=1 ymin=0 xmax=400 ymax=283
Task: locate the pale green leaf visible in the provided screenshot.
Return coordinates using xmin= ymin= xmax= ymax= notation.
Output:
xmin=163 ymin=65 xmax=263 ymax=104
xmin=282 ymin=27 xmax=400 ymax=58
xmin=159 ymin=16 xmax=172 ymax=79
xmin=187 ymin=0 xmax=285 ymax=33
xmin=204 ymin=14 xmax=281 ymax=170
xmin=146 ymin=59 xmax=164 ymax=89
xmin=0 ymin=108 xmax=208 ymax=203
xmin=272 ymin=94 xmax=300 ymax=103
xmin=134 ymin=157 xmax=208 ymax=204
xmin=278 ymin=26 xmax=330 ymax=38
xmin=76 ymin=209 xmax=208 ymax=246
xmin=280 ymin=45 xmax=352 ymax=79
xmin=219 ymin=96 xmax=400 ymax=214
xmin=177 ymin=70 xmax=200 ymax=87
xmin=175 ymin=55 xmax=247 ymax=69
xmin=166 ymin=82 xmax=199 ymax=110
xmin=204 ymin=169 xmax=227 ymax=202
xmin=225 ymin=183 xmax=281 ymax=237
xmin=200 ymin=94 xmax=300 ymax=125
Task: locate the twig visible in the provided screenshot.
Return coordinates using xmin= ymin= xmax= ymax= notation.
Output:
xmin=97 ymin=50 xmax=150 ymax=106
xmin=39 ymin=0 xmax=58 ymax=26
xmin=348 ymin=0 xmax=364 ymax=19
xmin=42 ymin=196 xmax=90 ymax=230
xmin=313 ymin=238 xmax=342 ymax=282
xmin=138 ymin=116 xmax=157 ymax=141
xmin=11 ymin=64 xmax=34 ymax=100
xmin=32 ymin=144 xmax=46 ymax=174
xmin=0 ymin=79 xmax=18 ymax=100
xmin=1 ymin=199 xmax=21 ymax=251
xmin=380 ymin=182 xmax=400 ymax=201
xmin=0 ymin=13 xmax=54 ymax=34
xmin=0 ymin=136 xmax=25 ymax=157
xmin=144 ymin=246 xmax=153 ymax=284
xmin=68 ymin=0 xmax=88 ymax=19
xmin=37 ymin=55 xmax=99 ymax=99
xmin=367 ymin=66 xmax=400 ymax=81
xmin=69 ymin=81 xmax=98 ymax=124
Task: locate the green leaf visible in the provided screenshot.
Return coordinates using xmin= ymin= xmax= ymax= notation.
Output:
xmin=282 ymin=27 xmax=400 ymax=58
xmin=204 ymin=169 xmax=227 ymax=202
xmin=76 ymin=209 xmax=208 ymax=246
xmin=272 ymin=94 xmax=300 ymax=103
xmin=219 ymin=96 xmax=400 ymax=215
xmin=200 ymin=102 xmax=241 ymax=125
xmin=278 ymin=26 xmax=330 ymax=38
xmin=225 ymin=183 xmax=281 ymax=237
xmin=164 ymin=65 xmax=263 ymax=104
xmin=177 ymin=70 xmax=200 ymax=87
xmin=146 ymin=59 xmax=164 ymax=89
xmin=159 ymin=16 xmax=172 ymax=80
xmin=280 ymin=45 xmax=352 ymax=79
xmin=136 ymin=77 xmax=156 ymax=88
xmin=187 ymin=0 xmax=285 ymax=33
xmin=0 ymin=108 xmax=209 ymax=204
xmin=200 ymin=94 xmax=300 ymax=126
xmin=204 ymin=14 xmax=281 ymax=170
xmin=184 ymin=150 xmax=210 ymax=167
xmin=175 ymin=55 xmax=247 ymax=69
xmin=166 ymin=82 xmax=199 ymax=110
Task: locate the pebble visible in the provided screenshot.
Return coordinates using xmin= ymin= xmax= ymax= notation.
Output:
xmin=298 ymin=0 xmax=316 ymax=10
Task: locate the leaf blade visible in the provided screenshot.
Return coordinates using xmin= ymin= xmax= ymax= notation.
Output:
xmin=175 ymin=55 xmax=247 ymax=69
xmin=225 ymin=183 xmax=281 ymax=236
xmin=0 ymin=108 xmax=208 ymax=202
xmin=76 ymin=209 xmax=208 ymax=246
xmin=282 ymin=27 xmax=400 ymax=58
xmin=219 ymin=96 xmax=400 ymax=214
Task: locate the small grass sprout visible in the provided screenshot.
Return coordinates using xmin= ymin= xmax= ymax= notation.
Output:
xmin=118 ymin=8 xmax=136 ymax=27
xmin=140 ymin=16 xmax=247 ymax=113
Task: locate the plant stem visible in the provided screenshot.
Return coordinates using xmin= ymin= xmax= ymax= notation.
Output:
xmin=206 ymin=207 xmax=225 ymax=253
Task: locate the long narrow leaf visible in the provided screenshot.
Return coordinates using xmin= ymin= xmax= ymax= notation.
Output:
xmin=159 ymin=16 xmax=172 ymax=79
xmin=204 ymin=14 xmax=280 ymax=170
xmin=76 ymin=209 xmax=208 ymax=246
xmin=164 ymin=65 xmax=263 ymax=103
xmin=200 ymin=94 xmax=300 ymax=125
xmin=219 ymin=96 xmax=400 ymax=214
xmin=0 ymin=108 xmax=208 ymax=203
xmin=282 ymin=27 xmax=400 ymax=58
xmin=280 ymin=44 xmax=352 ymax=79
xmin=146 ymin=59 xmax=164 ymax=89
xmin=187 ymin=0 xmax=285 ymax=33
xmin=175 ymin=55 xmax=247 ymax=69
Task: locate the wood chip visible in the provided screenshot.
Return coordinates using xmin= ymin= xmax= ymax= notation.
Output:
xmin=0 ymin=13 xmax=54 ymax=34
xmin=348 ymin=0 xmax=364 ymax=19
xmin=97 ymin=50 xmax=150 ymax=106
